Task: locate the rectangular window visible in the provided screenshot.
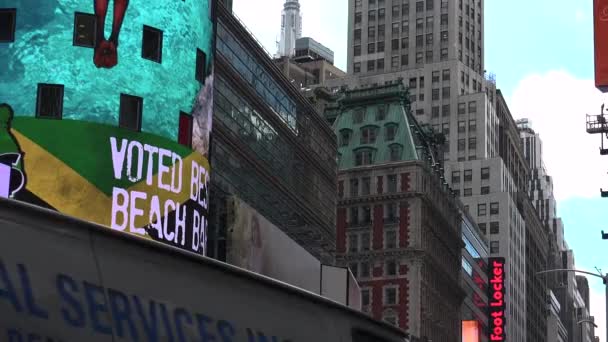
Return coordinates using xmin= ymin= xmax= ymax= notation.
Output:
xmin=441 ymin=14 xmax=448 ymax=25
xmin=354 ymin=29 xmax=362 ymax=42
xmin=469 ymin=137 xmax=476 ymax=150
xmin=416 ymin=1 xmax=424 ymax=12
xmin=440 ymin=48 xmax=448 ymax=60
xmin=119 ymin=94 xmax=143 ymax=131
xmin=391 ymin=56 xmax=399 ymax=68
xmin=354 ymin=109 xmax=365 ymax=123
xmin=349 ymin=234 xmax=359 ymax=252
xmin=354 ymin=62 xmax=361 ymax=73
xmin=350 ymin=178 xmax=359 ymax=197
xmin=392 ymin=5 xmax=400 ymax=17
xmin=490 ymin=241 xmax=499 ymax=254
xmin=368 ymin=10 xmax=376 ymax=22
xmin=350 ymin=207 xmax=359 ymax=224
xmin=386 ymin=202 xmax=398 ymax=222
xmin=451 ymin=171 xmax=460 ymax=183
xmin=478 ymin=222 xmax=486 ymax=234
xmin=440 ymin=30 xmax=448 ymax=42
xmin=442 ymin=69 xmax=450 ymax=81
xmin=432 ymin=71 xmax=440 ymax=83
xmin=478 ymin=203 xmax=487 ymax=216
xmin=416 ymin=109 xmax=424 ymax=115
xmin=463 ymin=188 xmax=472 ymax=197
xmin=481 ymin=167 xmax=490 ymax=179
xmin=464 ymin=169 xmax=472 ymax=181
xmin=469 ymin=119 xmax=477 ymax=132
xmin=385 ymin=230 xmax=397 ymax=248
xmin=368 ymin=43 xmax=375 ymax=54
xmin=401 ymin=54 xmax=408 ymax=66
xmin=377 ymin=58 xmax=385 ymax=70
xmin=442 ymin=123 xmax=449 ymax=135
xmin=431 ymin=106 xmax=440 ymax=117
xmin=362 ymin=289 xmax=371 ymax=306
xmin=384 ymin=287 xmax=397 ymax=304
xmin=360 ymin=262 xmax=370 ymax=278
xmin=426 ymin=16 xmax=434 ymax=30
xmin=387 ymin=174 xmax=397 ymax=193
xmin=389 ymin=145 xmax=401 ymax=160
xmin=426 ymin=0 xmax=434 ymax=10
xmin=367 ymin=60 xmax=375 ymax=71
xmin=362 ymin=177 xmax=371 ymax=195
xmin=142 ymin=25 xmax=163 ymax=63
xmin=378 ymin=8 xmax=386 ymax=21
xmin=490 ymin=222 xmax=499 ymax=234
xmin=392 ymin=22 xmax=400 ymax=34
xmin=469 ymin=101 xmax=477 ymax=113
xmin=196 ymin=48 xmax=207 ymax=83
xmin=362 ymin=205 xmax=371 ymax=224
xmin=490 ymin=202 xmax=499 ymax=215
xmin=377 ymin=105 xmax=387 ymax=121
xmin=442 ymin=86 xmax=450 ymax=99
xmin=386 ymin=125 xmax=397 ymax=140
xmin=73 ymin=12 xmax=96 ymax=48
xmin=378 ymin=41 xmax=385 ymax=52
xmin=442 ymin=104 xmax=450 ymax=116
xmin=458 ymin=139 xmax=466 ymax=151
xmin=355 ymin=12 xmax=362 ymax=24
xmin=425 ymin=50 xmax=433 ymax=62
xmin=401 ymin=37 xmax=409 ymax=49
xmin=416 ymin=52 xmax=423 ymax=64
xmin=458 ymin=102 xmax=466 ymax=114
xmin=432 ymin=88 xmax=440 ymax=101
xmin=402 ymin=3 xmax=410 ymax=15
xmin=361 ymin=233 xmax=371 ymax=251
xmin=392 ymin=38 xmax=400 ymax=51
xmin=349 ymin=263 xmax=358 ymax=278
xmin=0 ymin=8 xmax=17 ymax=42
xmin=409 ymin=78 xmax=417 ymax=89
xmin=416 ymin=34 xmax=423 ymax=47
xmin=178 ymin=112 xmax=193 ymax=147
xmin=378 ymin=24 xmax=385 ymax=40
xmin=36 ymin=84 xmax=64 ymax=119
xmin=481 ymin=186 xmax=490 ymax=194
xmin=386 ymin=259 xmax=397 ymax=275
xmin=402 ymin=20 xmax=409 ymax=33
xmin=458 ymin=120 xmax=466 ymax=133
xmin=368 ymin=26 xmax=376 ymax=39
xmin=340 ymin=130 xmax=351 ymax=146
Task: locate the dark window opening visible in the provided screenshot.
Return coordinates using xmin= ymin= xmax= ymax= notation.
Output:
xmin=142 ymin=25 xmax=163 ymax=63
xmin=0 ymin=8 xmax=16 ymax=42
xmin=73 ymin=12 xmax=96 ymax=48
xmin=119 ymin=94 xmax=143 ymax=131
xmin=36 ymin=84 xmax=64 ymax=119
xmin=196 ymin=48 xmax=207 ymax=83
xmin=178 ymin=112 xmax=193 ymax=147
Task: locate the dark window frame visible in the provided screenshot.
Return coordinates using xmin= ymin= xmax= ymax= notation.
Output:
xmin=73 ymin=12 xmax=97 ymax=48
xmin=196 ymin=48 xmax=207 ymax=83
xmin=119 ymin=93 xmax=143 ymax=132
xmin=142 ymin=25 xmax=164 ymax=63
xmin=35 ymin=83 xmax=65 ymax=119
xmin=0 ymin=8 xmax=17 ymax=43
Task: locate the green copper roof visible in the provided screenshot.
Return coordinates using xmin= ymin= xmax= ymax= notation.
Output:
xmin=327 ymin=82 xmax=445 ymax=171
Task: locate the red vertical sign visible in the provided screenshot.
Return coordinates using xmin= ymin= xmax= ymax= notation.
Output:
xmin=595 ymin=0 xmax=608 ymax=92
xmin=487 ymin=257 xmax=506 ymax=341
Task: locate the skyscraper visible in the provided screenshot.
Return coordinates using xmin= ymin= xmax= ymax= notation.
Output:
xmin=321 ymin=0 xmax=529 ymax=340
xmin=278 ymin=0 xmax=303 ymax=57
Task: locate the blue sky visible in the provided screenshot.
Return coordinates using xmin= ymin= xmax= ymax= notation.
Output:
xmin=233 ymin=0 xmax=608 ymax=337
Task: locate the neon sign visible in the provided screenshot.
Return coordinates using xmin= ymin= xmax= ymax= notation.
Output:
xmin=488 ymin=257 xmax=505 ymax=341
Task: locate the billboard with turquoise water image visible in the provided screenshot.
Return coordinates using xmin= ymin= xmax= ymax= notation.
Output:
xmin=0 ymin=0 xmax=216 ymax=255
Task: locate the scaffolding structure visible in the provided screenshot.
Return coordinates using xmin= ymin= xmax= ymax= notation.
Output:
xmin=586 ymin=106 xmax=608 ymax=240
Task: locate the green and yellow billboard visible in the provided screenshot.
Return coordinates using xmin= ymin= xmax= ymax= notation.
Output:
xmin=0 ymin=0 xmax=215 ymax=255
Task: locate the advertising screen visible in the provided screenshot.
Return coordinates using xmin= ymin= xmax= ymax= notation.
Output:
xmin=595 ymin=0 xmax=608 ymax=91
xmin=0 ymin=0 xmax=215 ymax=255
xmin=487 ymin=257 xmax=506 ymax=341
xmin=462 ymin=320 xmax=480 ymax=342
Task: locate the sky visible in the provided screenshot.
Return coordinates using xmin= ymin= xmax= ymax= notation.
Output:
xmin=232 ymin=0 xmax=608 ymax=339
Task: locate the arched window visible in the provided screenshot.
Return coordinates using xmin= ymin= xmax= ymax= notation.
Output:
xmin=354 ymin=148 xmax=375 ymax=166
xmin=360 ymin=126 xmax=379 ymax=144
xmin=339 ymin=129 xmax=352 ymax=146
xmin=389 ymin=144 xmax=403 ymax=161
xmin=385 ymin=123 xmax=398 ymax=141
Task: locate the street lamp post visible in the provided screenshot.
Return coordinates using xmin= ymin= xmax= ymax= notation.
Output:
xmin=536 ymin=269 xmax=607 ymax=342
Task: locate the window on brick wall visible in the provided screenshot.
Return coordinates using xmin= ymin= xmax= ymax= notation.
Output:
xmin=384 ymin=287 xmax=398 ymax=304
xmin=350 ymin=207 xmax=359 ymax=225
xmin=386 ymin=202 xmax=398 ymax=222
xmin=385 ymin=231 xmax=397 ymax=249
xmin=350 ymin=178 xmax=359 ymax=197
xmin=361 ymin=262 xmax=370 ymax=278
xmin=349 ymin=234 xmax=359 ymax=252
xmin=387 ymin=174 xmax=397 ymax=192
xmin=362 ymin=177 xmax=371 ymax=196
xmin=361 ymin=232 xmax=371 ymax=250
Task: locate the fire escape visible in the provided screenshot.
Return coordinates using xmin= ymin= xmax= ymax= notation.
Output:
xmin=586 ymin=104 xmax=608 ymax=239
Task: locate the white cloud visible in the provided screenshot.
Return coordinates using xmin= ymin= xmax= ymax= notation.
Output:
xmin=232 ymin=0 xmax=348 ymax=70
xmin=590 ymin=287 xmax=605 ymax=341
xmin=510 ymin=70 xmax=608 ymax=201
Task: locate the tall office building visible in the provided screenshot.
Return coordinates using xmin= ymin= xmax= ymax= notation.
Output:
xmin=278 ymin=0 xmax=303 ymax=57
xmin=329 ymin=82 xmax=464 ymax=341
xmin=320 ymin=0 xmax=528 ymax=340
